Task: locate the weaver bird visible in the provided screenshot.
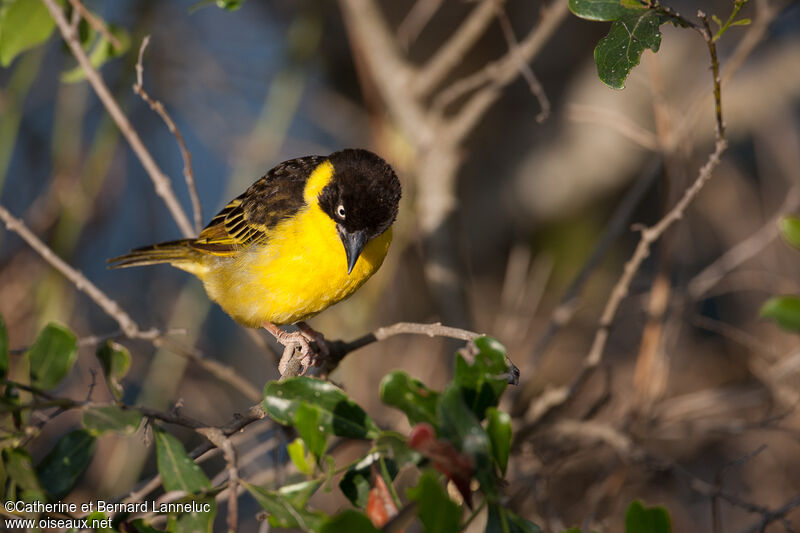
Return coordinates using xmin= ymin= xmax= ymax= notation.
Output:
xmin=109 ymin=149 xmax=401 ymax=368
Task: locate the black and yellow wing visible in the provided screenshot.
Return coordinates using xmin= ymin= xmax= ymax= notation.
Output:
xmin=190 ymin=155 xmax=326 ymax=256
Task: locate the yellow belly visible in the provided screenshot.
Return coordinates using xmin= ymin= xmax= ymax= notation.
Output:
xmin=198 ymin=205 xmax=391 ymax=326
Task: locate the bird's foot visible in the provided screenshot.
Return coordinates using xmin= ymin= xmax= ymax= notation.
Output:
xmin=264 ymin=322 xmax=329 ymax=375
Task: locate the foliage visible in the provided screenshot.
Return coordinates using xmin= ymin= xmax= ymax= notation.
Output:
xmin=762 ymin=216 xmax=800 ymax=332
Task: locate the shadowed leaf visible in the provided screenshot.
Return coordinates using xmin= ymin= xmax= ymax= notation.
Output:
xmin=82 ymin=405 xmax=142 ymax=436
xmin=320 ymin=510 xmax=381 ymax=533
xmin=36 ymin=430 xmax=96 ymax=500
xmin=96 ymin=340 xmax=131 ymax=401
xmin=244 ymin=481 xmax=325 ymax=532
xmin=407 ymin=471 xmax=461 ymax=533
xmin=340 ymin=452 xmax=398 ymax=508
xmin=28 ymin=322 xmax=77 ymax=390
xmin=380 ymin=370 xmax=439 ymax=426
xmin=486 ymin=407 xmax=512 ymax=474
xmin=153 ymin=427 xmax=210 ymax=493
xmin=594 ymin=9 xmax=663 ymax=89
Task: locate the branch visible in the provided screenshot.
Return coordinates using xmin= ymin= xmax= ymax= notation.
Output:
xmin=0 ymin=205 xmax=259 ymax=400
xmin=396 ymin=0 xmax=445 ymax=50
xmin=444 ymin=0 xmax=569 ymax=143
xmin=134 ymin=36 xmax=203 ymax=234
xmin=66 ymin=0 xmax=122 ymax=50
xmin=196 ymin=428 xmax=239 ymax=533
xmin=41 ymin=0 xmax=194 ymax=238
xmin=0 ymin=205 xmax=148 ymax=339
xmin=413 ymin=0 xmax=500 ymax=96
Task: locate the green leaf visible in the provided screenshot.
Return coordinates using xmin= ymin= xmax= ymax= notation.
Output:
xmin=96 ymin=340 xmax=131 ymax=401
xmin=320 ymin=510 xmax=380 ymax=533
xmin=731 ymin=18 xmax=751 ymax=26
xmin=85 ymin=511 xmax=115 ymax=532
xmin=61 ymin=24 xmax=130 ymax=83
xmin=380 ymin=370 xmax=439 ymax=426
xmin=165 ymin=498 xmax=215 ymax=533
xmin=407 ymin=471 xmax=461 ymax=533
xmin=0 ymin=0 xmax=56 ymax=67
xmin=3 ymin=448 xmax=43 ymax=494
xmin=486 ymin=407 xmax=512 ymax=474
xmin=625 ymin=501 xmax=671 ymax=533
xmin=761 ymin=296 xmax=800 ymax=332
xmin=82 ymin=405 xmax=143 ymax=436
xmin=569 ymin=0 xmax=641 ymax=21
xmin=27 ymin=322 xmax=77 ymax=390
xmin=294 ymin=402 xmax=328 ymax=458
xmin=779 ymin=216 xmax=800 ymax=250
xmin=594 ymin=9 xmax=663 ymax=89
xmin=486 ymin=505 xmax=543 ymax=533
xmin=130 ymin=519 xmax=166 ymax=533
xmin=216 ymin=0 xmax=244 ymax=9
xmin=263 ymin=377 xmax=379 ymax=439
xmin=454 ymin=337 xmax=510 ymax=419
xmin=244 ymin=481 xmax=326 ymax=532
xmin=339 ymin=452 xmax=398 ymax=508
xmin=375 ymin=431 xmax=423 ymax=466
xmin=153 ymin=427 xmax=210 ymax=493
xmin=278 ymin=479 xmax=323 ymax=508
xmin=287 ymin=437 xmax=315 ymax=476
xmin=438 ymin=384 xmax=495 ymax=498
xmin=0 ymin=314 xmax=8 ymax=379
xmin=36 ymin=430 xmax=96 ymax=500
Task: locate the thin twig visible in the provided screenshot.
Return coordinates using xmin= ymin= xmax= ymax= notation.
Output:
xmin=413 ymin=0 xmax=500 ymax=96
xmin=197 ymin=428 xmax=239 ymax=533
xmin=66 ymin=0 xmax=122 ymax=50
xmin=134 ymin=36 xmax=203 ymax=234
xmin=396 ymin=0 xmax=445 ymax=50
xmin=0 ymin=205 xmax=148 ymax=339
xmin=41 ymin=0 xmax=194 ymax=237
xmin=492 ymin=0 xmax=550 ymax=122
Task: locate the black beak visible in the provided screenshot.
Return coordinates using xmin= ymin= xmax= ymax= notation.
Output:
xmin=339 ymin=228 xmax=368 ymax=275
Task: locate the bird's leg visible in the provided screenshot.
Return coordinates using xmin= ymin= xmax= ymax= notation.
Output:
xmin=262 ymin=322 xmax=328 ymax=373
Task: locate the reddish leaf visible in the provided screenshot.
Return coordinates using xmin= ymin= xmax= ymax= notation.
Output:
xmin=366 ymin=469 xmax=399 ymax=529
xmin=407 ymin=423 xmax=474 ymax=507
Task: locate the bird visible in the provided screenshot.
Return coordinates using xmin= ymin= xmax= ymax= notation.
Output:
xmin=109 ymin=148 xmax=401 ymax=369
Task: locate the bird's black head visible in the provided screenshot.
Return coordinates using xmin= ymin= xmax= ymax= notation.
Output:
xmin=318 ymin=149 xmax=401 ymax=274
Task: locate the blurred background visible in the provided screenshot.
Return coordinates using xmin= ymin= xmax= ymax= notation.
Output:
xmin=1 ymin=0 xmax=800 ymax=530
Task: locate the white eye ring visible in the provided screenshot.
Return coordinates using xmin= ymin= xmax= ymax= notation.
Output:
xmin=336 ymin=204 xmax=346 ymax=219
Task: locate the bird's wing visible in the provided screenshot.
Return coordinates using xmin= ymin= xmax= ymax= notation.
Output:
xmin=191 ymin=156 xmax=326 ymax=256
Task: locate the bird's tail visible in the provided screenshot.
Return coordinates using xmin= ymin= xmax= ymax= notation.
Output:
xmin=107 ymin=239 xmax=199 ymax=269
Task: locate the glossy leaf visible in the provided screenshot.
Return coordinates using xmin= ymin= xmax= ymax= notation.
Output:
xmin=340 ymin=452 xmax=398 ymax=508
xmin=320 ymin=510 xmax=381 ymax=533
xmin=294 ymin=402 xmax=327 ymax=457
xmin=779 ymin=216 xmax=800 ymax=250
xmin=153 ymin=427 xmax=210 ymax=493
xmin=244 ymin=481 xmax=326 ymax=532
xmin=82 ymin=405 xmax=142 ymax=436
xmin=0 ymin=0 xmax=56 ymax=67
xmin=761 ymin=296 xmax=800 ymax=333
xmin=438 ymin=385 xmax=495 ymax=499
xmin=376 ymin=431 xmax=423 ymax=466
xmin=594 ymin=10 xmax=663 ymax=89
xmin=454 ymin=337 xmax=510 ymax=419
xmin=96 ymin=340 xmax=131 ymax=401
xmin=380 ymin=370 xmax=439 ymax=426
xmin=61 ymin=24 xmax=130 ymax=83
xmin=36 ymin=430 xmax=96 ymax=500
xmin=625 ymin=501 xmax=671 ymax=533
xmin=28 ymin=322 xmax=77 ymax=390
xmin=217 ymin=0 xmax=244 ymax=10
xmin=569 ymin=0 xmax=638 ymax=21
xmin=287 ymin=437 xmax=315 ymax=476
xmin=486 ymin=407 xmax=512 ymax=474
xmin=407 ymin=471 xmax=461 ymax=533
xmin=0 ymin=314 xmax=8 ymax=379
xmin=486 ymin=504 xmax=543 ymax=533
xmin=263 ymin=377 xmax=379 ymax=439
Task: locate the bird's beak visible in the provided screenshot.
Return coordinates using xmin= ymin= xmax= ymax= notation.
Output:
xmin=338 ymin=227 xmax=368 ymax=275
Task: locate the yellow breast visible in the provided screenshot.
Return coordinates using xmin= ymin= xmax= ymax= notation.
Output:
xmin=200 ymin=204 xmax=392 ymax=327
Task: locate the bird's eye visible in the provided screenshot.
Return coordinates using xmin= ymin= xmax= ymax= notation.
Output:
xmin=336 ymin=204 xmax=346 ymax=219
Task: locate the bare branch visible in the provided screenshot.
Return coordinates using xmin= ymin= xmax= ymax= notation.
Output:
xmin=445 ymin=0 xmax=569 ymax=143
xmin=134 ymin=36 xmax=204 ymax=234
xmin=66 ymin=0 xmax=122 ymax=50
xmin=413 ymin=0 xmax=500 ymax=96
xmin=41 ymin=0 xmax=194 ymax=238
xmin=197 ymin=428 xmax=239 ymax=532
xmin=396 ymin=0 xmax=445 ymax=50
xmin=0 ymin=205 xmax=147 ymax=339
xmin=493 ymin=0 xmax=550 ymax=123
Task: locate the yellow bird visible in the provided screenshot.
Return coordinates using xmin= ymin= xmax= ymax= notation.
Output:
xmin=109 ymin=149 xmax=401 ymax=367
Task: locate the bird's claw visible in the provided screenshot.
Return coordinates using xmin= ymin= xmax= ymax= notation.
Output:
xmin=267 ymin=322 xmax=329 ymax=375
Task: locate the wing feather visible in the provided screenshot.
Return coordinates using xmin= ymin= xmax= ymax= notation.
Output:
xmin=190 ymin=156 xmax=325 ymax=256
